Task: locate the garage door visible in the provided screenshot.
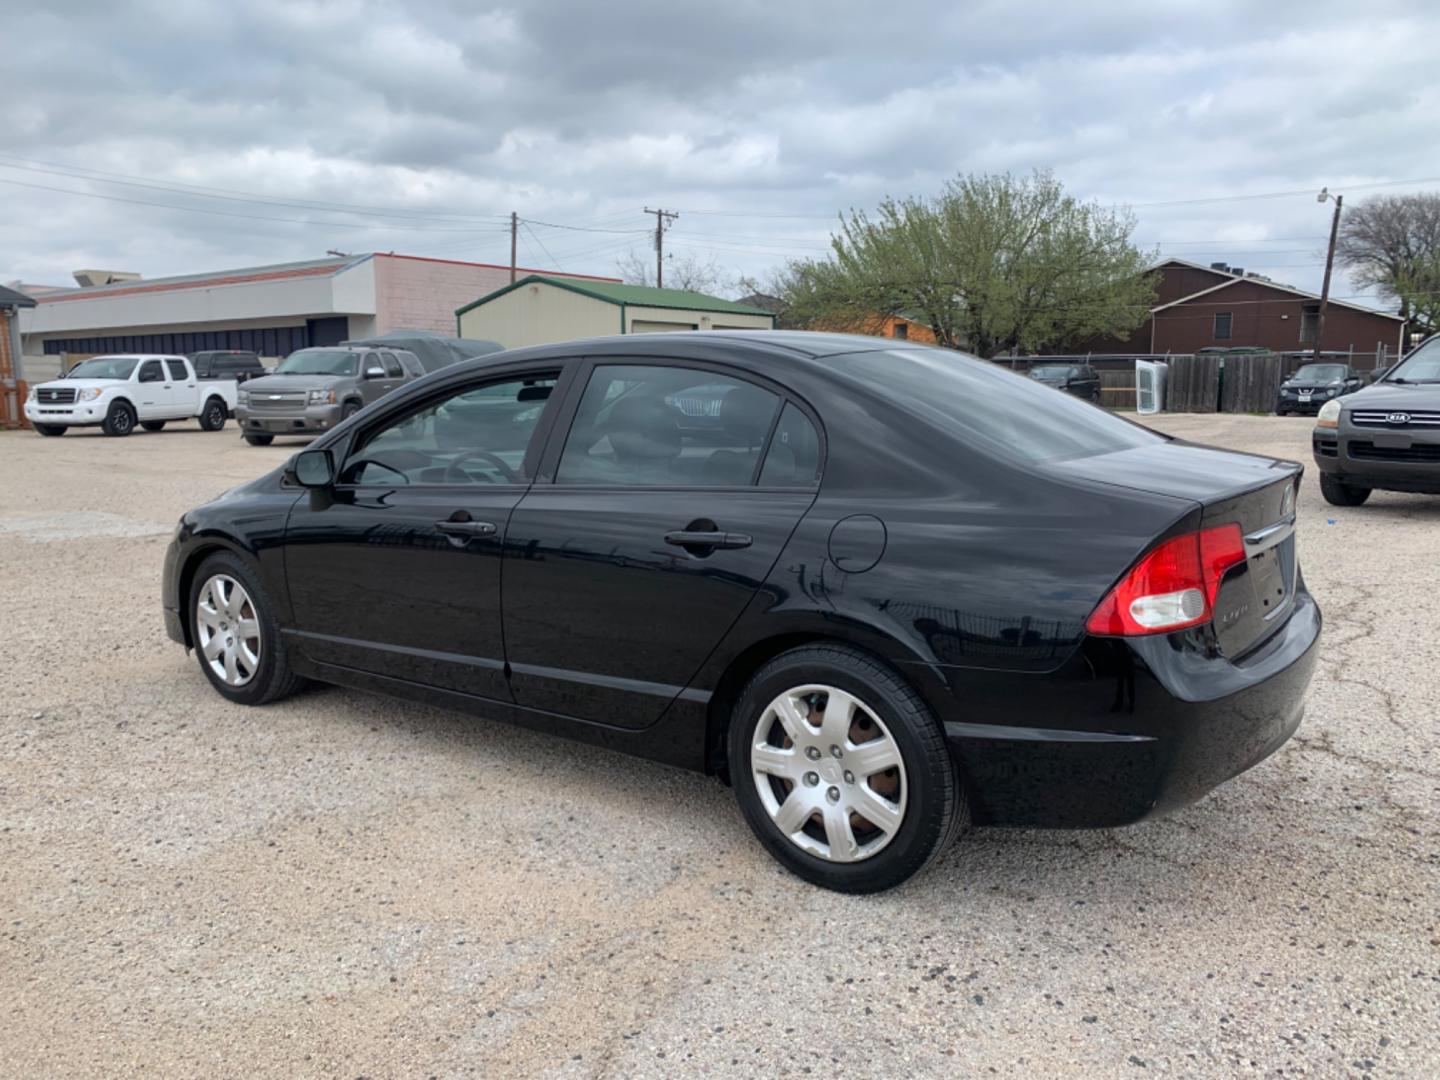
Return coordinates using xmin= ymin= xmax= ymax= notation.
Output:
xmin=630 ymin=320 xmax=696 ymax=333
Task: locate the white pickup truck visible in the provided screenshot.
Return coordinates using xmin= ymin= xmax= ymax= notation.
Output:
xmin=25 ymin=354 xmax=238 ymax=437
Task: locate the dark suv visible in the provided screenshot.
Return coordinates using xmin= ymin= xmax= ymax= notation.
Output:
xmin=189 ymin=350 xmax=265 ymax=383
xmin=1028 ymin=363 xmax=1101 ymax=402
xmin=1276 ymin=362 xmax=1364 ymax=415
xmin=1312 ymin=336 xmax=1440 ymax=505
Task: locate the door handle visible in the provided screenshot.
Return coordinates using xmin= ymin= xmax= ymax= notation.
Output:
xmin=664 ymin=529 xmax=752 ymax=550
xmin=435 ymin=519 xmax=497 ymax=541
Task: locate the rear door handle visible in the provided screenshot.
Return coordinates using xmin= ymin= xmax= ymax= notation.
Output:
xmin=664 ymin=530 xmax=752 ymax=550
xmin=436 ymin=519 xmax=497 ymax=539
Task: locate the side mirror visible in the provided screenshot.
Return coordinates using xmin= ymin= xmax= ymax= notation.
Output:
xmin=365 ymin=366 xmax=386 ymax=379
xmin=291 ymin=449 xmax=334 ymax=488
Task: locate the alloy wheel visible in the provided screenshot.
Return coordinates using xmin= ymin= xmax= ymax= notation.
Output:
xmin=750 ymin=684 xmax=908 ymax=863
xmin=195 ymin=574 xmax=261 ymax=686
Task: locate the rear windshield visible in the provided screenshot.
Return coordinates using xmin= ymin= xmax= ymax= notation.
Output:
xmin=274 ymin=350 xmax=357 ymax=376
xmin=1293 ymin=364 xmax=1346 ymax=382
xmin=842 ymin=349 xmax=1163 ymax=463
xmin=67 ymin=356 xmax=138 ymax=380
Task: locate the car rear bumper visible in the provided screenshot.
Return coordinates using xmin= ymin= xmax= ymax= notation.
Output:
xmin=237 ymin=402 xmax=342 ymax=435
xmin=1312 ymin=427 xmax=1440 ymax=492
xmin=929 ymin=588 xmax=1320 ymax=828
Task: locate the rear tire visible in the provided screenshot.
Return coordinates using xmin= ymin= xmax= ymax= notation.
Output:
xmin=102 ymin=401 xmax=135 ymax=437
xmin=243 ymin=433 xmax=274 ymax=446
xmin=199 ymin=397 xmax=227 ymax=431
xmin=188 ymin=552 xmax=304 ymax=706
xmin=140 ymin=420 xmax=166 ymax=432
xmin=1320 ymin=473 xmax=1371 ymax=506
xmin=35 ymin=424 xmax=66 ymax=437
xmin=727 ymin=644 xmax=966 ymax=893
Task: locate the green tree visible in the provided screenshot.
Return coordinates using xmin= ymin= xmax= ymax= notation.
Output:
xmin=783 ymin=170 xmax=1155 ymax=356
xmin=1337 ymin=193 xmax=1440 ymax=331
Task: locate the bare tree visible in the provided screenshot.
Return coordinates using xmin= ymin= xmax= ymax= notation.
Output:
xmin=1338 ymin=193 xmax=1440 ymax=328
xmin=616 ymin=248 xmax=727 ymax=294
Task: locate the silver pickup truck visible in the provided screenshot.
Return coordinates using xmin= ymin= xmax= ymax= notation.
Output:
xmin=236 ymin=345 xmax=424 ymax=446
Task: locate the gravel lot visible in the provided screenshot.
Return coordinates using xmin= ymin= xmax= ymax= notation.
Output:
xmin=2 ymin=415 xmax=1437 ymax=1078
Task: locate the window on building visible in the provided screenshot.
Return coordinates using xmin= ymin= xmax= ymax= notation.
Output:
xmin=1299 ymin=303 xmax=1320 ymax=344
xmin=1213 ymin=312 xmax=1233 ymax=341
xmin=893 ymin=322 xmax=909 ymax=340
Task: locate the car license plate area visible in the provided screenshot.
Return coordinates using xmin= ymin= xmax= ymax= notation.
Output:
xmin=1248 ymin=541 xmax=1293 ymax=621
xmin=1371 ymin=432 xmax=1412 ymax=449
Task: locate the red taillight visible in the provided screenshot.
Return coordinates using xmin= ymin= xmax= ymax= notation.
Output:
xmin=1085 ymin=524 xmax=1246 ymax=637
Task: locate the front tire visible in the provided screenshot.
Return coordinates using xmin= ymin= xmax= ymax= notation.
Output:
xmin=102 ymin=401 xmax=135 ymax=437
xmin=188 ymin=553 xmax=304 ymax=705
xmin=35 ymin=424 xmax=66 ymax=437
xmin=1320 ymin=473 xmax=1371 ymax=506
xmin=141 ymin=420 xmax=167 ymax=432
xmin=727 ymin=644 xmax=966 ymax=893
xmin=341 ymin=401 xmax=361 ymax=421
xmin=199 ymin=397 xmax=227 ymax=431
xmin=243 ymin=433 xmax=274 ymax=446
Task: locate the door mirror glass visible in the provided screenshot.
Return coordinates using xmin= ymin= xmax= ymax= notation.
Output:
xmin=293 ymin=449 xmax=335 ymax=488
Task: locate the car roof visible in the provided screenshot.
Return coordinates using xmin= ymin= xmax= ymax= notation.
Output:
xmin=80 ymin=353 xmax=187 ymax=361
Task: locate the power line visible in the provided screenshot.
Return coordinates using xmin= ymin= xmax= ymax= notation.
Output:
xmin=522 ymin=221 xmax=565 ymax=272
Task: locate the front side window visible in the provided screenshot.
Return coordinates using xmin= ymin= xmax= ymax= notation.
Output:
xmin=1214 ymin=312 xmax=1233 ymax=340
xmin=138 ymin=360 xmax=164 ymax=382
xmin=381 ymin=351 xmax=404 ymax=378
xmin=166 ymin=359 xmax=188 ymax=380
xmin=555 ymin=365 xmax=780 ymax=487
xmin=274 ymin=349 xmax=358 ymax=377
xmin=340 ymin=374 xmax=558 ymax=486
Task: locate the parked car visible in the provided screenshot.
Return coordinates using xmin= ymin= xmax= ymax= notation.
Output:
xmin=1312 ymin=335 xmax=1440 ymax=505
xmin=189 ymin=349 xmax=265 ymax=383
xmin=164 ymin=331 xmax=1320 ymax=892
xmin=1276 ymin=362 xmax=1364 ymax=415
xmin=1028 ymin=363 xmax=1101 ymax=401
xmin=25 ymin=354 xmax=235 ymax=436
xmin=235 ymin=344 xmax=424 ymax=445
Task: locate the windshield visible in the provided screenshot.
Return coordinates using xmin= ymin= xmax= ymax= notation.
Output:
xmin=1388 ymin=337 xmax=1440 ymax=382
xmin=843 ymin=349 xmax=1163 ymax=463
xmin=66 ymin=356 xmax=139 ymax=380
xmin=274 ymin=350 xmax=357 ymax=376
xmin=1292 ymin=364 xmax=1347 ymax=382
xmin=1030 ymin=366 xmax=1071 ymax=378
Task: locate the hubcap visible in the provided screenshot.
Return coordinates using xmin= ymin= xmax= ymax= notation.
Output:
xmin=750 ymin=684 xmax=907 ymax=863
xmin=195 ymin=574 xmax=261 ymax=687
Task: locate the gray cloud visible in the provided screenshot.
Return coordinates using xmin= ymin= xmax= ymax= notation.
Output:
xmin=3 ymin=0 xmax=1437 ymax=303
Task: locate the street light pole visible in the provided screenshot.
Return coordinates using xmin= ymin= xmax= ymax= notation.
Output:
xmin=1314 ymin=188 xmax=1343 ymax=362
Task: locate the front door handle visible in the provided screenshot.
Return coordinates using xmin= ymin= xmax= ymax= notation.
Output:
xmin=435 ymin=518 xmax=497 ymax=542
xmin=664 ymin=529 xmax=752 ymax=550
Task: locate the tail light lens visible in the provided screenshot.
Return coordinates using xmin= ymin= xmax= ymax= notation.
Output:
xmin=1086 ymin=524 xmax=1246 ymax=636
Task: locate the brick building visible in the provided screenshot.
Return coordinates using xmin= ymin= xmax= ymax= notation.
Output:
xmin=1088 ymin=259 xmax=1406 ymax=359
xmin=14 ymin=253 xmax=617 ymax=381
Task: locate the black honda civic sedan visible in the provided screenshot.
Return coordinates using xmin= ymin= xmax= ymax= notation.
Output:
xmin=163 ymin=332 xmax=1320 ymax=892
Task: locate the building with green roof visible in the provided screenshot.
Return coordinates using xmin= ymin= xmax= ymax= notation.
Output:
xmin=455 ymin=274 xmax=777 ymax=348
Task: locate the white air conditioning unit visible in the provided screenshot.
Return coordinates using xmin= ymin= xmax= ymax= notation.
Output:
xmin=1136 ymin=360 xmax=1167 ymax=415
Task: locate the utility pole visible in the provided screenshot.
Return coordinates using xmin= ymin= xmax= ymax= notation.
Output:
xmin=1314 ymin=188 xmax=1343 ymax=362
xmin=643 ymin=207 xmax=678 ymax=287
xmin=510 ymin=211 xmax=519 ymax=283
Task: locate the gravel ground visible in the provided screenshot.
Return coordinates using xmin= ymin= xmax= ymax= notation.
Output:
xmin=1 ymin=416 xmax=1436 ymax=1078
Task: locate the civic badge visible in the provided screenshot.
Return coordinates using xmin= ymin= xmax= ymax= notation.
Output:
xmin=1387 ymin=412 xmax=1411 ymax=425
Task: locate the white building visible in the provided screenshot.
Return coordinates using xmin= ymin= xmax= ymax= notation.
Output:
xmin=16 ymin=254 xmax=617 ymax=380
xmin=455 ymin=275 xmax=777 ymax=348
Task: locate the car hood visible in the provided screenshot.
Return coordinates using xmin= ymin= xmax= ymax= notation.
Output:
xmin=241 ymin=373 xmax=342 ymax=393
xmin=36 ymin=377 xmax=125 ymax=391
xmin=1341 ymin=383 xmax=1440 ymax=411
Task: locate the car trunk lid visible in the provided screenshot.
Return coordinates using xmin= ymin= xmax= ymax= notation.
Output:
xmin=1048 ymin=441 xmax=1303 ymax=656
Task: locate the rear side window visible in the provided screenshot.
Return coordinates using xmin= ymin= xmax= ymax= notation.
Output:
xmin=165 ymin=359 xmax=188 ymax=380
xmin=399 ymin=353 xmax=425 ymax=378
xmin=843 ymin=349 xmax=1163 ymax=464
xmin=381 ymin=351 xmax=404 ymax=378
xmin=759 ymin=403 xmax=821 ymax=487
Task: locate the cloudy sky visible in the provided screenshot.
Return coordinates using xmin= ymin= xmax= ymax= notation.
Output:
xmin=3 ymin=0 xmax=1438 ymax=307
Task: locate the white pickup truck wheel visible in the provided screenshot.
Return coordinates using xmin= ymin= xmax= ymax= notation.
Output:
xmin=199 ymin=397 xmax=228 ymax=431
xmin=103 ymin=402 xmax=135 ymax=437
